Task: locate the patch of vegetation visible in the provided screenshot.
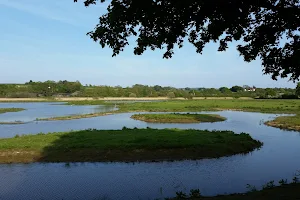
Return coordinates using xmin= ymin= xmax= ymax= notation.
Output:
xmin=116 ymin=99 xmax=300 ymax=114
xmin=166 ymin=184 xmax=300 ymax=199
xmin=131 ymin=113 xmax=226 ymax=123
xmin=265 ymin=115 xmax=300 ymax=131
xmin=166 ymin=175 xmax=300 ymax=200
xmin=0 ymin=108 xmax=25 ymax=114
xmin=0 ymin=121 xmax=25 ymax=125
xmin=36 ymin=112 xmax=113 ymax=121
xmin=0 ymin=128 xmax=262 ymax=163
xmin=65 ymin=100 xmax=112 ymax=106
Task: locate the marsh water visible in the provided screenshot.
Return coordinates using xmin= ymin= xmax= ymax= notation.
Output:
xmin=0 ymin=102 xmax=116 ymax=124
xmin=0 ymin=102 xmax=299 ymax=200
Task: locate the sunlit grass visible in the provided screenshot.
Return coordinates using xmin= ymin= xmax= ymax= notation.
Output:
xmin=0 ymin=128 xmax=262 ymax=163
xmin=131 ymin=113 xmax=226 ymax=123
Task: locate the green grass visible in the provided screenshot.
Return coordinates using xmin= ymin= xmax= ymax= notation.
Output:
xmin=0 ymin=128 xmax=262 ymax=163
xmin=131 ymin=113 xmax=226 ymax=123
xmin=36 ymin=112 xmax=113 ymax=121
xmin=64 ymin=99 xmax=300 ymax=113
xmin=65 ymin=100 xmax=112 ymax=105
xmin=0 ymin=108 xmax=25 ymax=114
xmin=265 ymin=115 xmax=300 ymax=131
xmin=115 ymin=99 xmax=300 ymax=113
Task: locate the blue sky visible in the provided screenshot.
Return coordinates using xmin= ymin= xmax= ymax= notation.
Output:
xmin=0 ymin=0 xmax=296 ymax=88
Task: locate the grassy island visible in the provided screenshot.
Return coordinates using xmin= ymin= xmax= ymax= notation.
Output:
xmin=36 ymin=112 xmax=113 ymax=121
xmin=0 ymin=108 xmax=25 ymax=114
xmin=0 ymin=128 xmax=262 ymax=163
xmin=265 ymin=115 xmax=300 ymax=131
xmin=131 ymin=113 xmax=226 ymax=123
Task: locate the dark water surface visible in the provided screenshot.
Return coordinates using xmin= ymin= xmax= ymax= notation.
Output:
xmin=0 ymin=103 xmax=299 ymax=200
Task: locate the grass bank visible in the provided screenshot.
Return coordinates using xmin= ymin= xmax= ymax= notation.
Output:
xmin=265 ymin=115 xmax=300 ymax=131
xmin=65 ymin=100 xmax=111 ymax=105
xmin=116 ymin=99 xmax=300 ymax=113
xmin=36 ymin=112 xmax=114 ymax=121
xmin=167 ymin=177 xmax=300 ymax=200
xmin=0 ymin=121 xmax=25 ymax=125
xmin=131 ymin=113 xmax=226 ymax=123
xmin=167 ymin=184 xmax=300 ymax=200
xmin=65 ymin=99 xmax=300 ymax=113
xmin=0 ymin=108 xmax=25 ymax=114
xmin=0 ymin=128 xmax=262 ymax=163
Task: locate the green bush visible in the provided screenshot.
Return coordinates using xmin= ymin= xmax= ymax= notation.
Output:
xmin=167 ymin=92 xmax=176 ymax=99
xmin=129 ymin=93 xmax=137 ymax=97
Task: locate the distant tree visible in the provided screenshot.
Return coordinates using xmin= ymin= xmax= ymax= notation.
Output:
xmin=75 ymin=0 xmax=300 ymax=81
xmin=25 ymin=80 xmax=33 ymax=85
xmin=265 ymin=88 xmax=277 ymax=97
xmin=281 ymin=93 xmax=298 ymax=99
xmin=183 ymin=92 xmax=193 ymax=100
xmin=219 ymin=87 xmax=231 ymax=93
xmin=153 ymin=85 xmax=163 ymax=92
xmin=230 ymin=86 xmax=244 ymax=93
xmin=296 ymin=83 xmax=300 ymax=96
xmin=167 ymin=92 xmax=176 ymax=99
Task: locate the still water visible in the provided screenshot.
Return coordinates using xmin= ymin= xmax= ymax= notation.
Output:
xmin=0 ymin=102 xmax=116 ymax=123
xmin=0 ymin=103 xmax=299 ymax=200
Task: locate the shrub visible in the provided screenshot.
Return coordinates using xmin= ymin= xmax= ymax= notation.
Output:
xmin=129 ymin=93 xmax=137 ymax=98
xmin=279 ymin=179 xmax=288 ymax=185
xmin=262 ymin=181 xmax=275 ymax=189
xmin=6 ymin=92 xmax=37 ymax=98
xmin=167 ymin=92 xmax=176 ymax=99
xmin=281 ymin=94 xmax=298 ymax=99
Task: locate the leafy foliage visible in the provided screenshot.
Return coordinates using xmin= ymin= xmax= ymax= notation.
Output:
xmin=296 ymin=82 xmax=300 ymax=96
xmin=26 ymin=80 xmax=83 ymax=96
xmin=230 ymin=86 xmax=244 ymax=92
xmin=167 ymin=92 xmax=176 ymax=99
xmin=75 ymin=0 xmax=300 ymax=81
xmin=262 ymin=181 xmax=275 ymax=189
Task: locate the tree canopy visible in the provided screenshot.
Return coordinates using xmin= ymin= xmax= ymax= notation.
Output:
xmin=74 ymin=0 xmax=300 ymax=81
xmin=296 ymin=82 xmax=300 ymax=96
xmin=230 ymin=86 xmax=244 ymax=92
xmin=0 ymin=81 xmax=296 ymax=98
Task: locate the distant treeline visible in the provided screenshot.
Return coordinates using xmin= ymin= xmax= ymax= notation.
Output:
xmin=0 ymin=80 xmax=298 ymax=99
